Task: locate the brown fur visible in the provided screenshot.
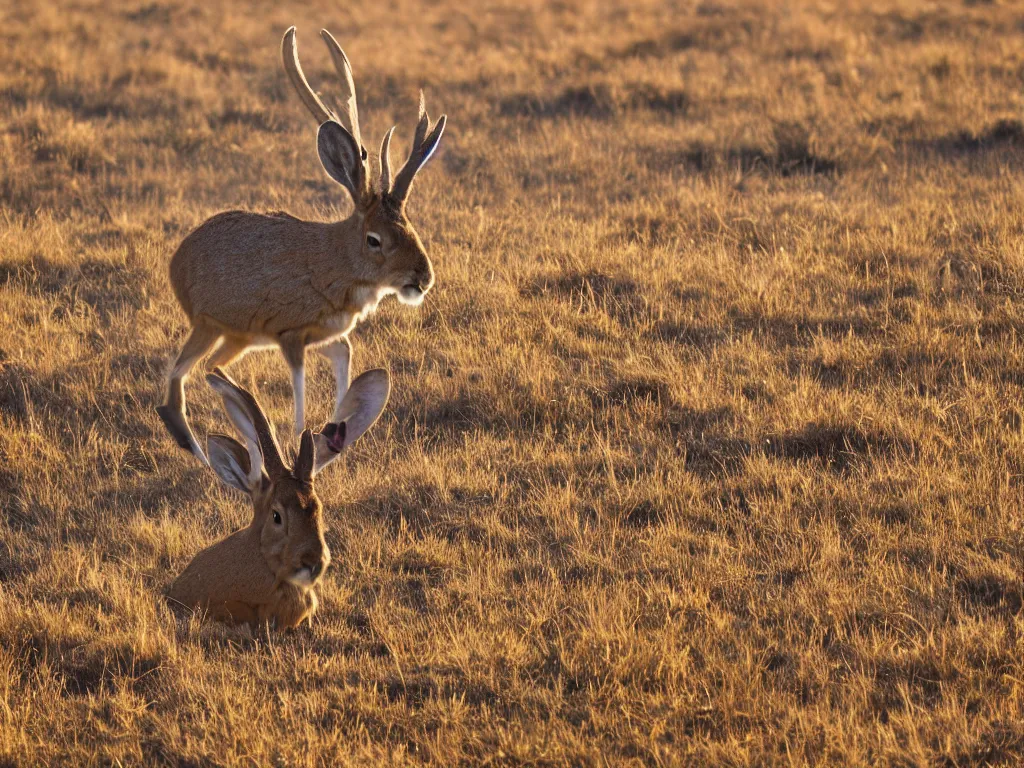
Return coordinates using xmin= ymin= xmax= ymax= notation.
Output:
xmin=170 ymin=207 xmax=430 ymax=341
xmin=168 ymin=368 xmax=389 ymax=629
xmin=168 ymin=476 xmax=326 ymax=630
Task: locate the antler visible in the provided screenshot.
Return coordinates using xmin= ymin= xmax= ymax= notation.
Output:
xmin=282 ymin=27 xmax=444 ymax=205
xmin=207 ymin=369 xmax=288 ymax=480
xmin=281 ymin=26 xmax=336 ymax=126
xmin=378 ymin=126 xmax=395 ymax=194
xmin=388 ymin=92 xmax=447 ymax=205
xmin=281 ymin=27 xmax=366 ymax=155
xmin=319 ymin=29 xmax=364 ymax=155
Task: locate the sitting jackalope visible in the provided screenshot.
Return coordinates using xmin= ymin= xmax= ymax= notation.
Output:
xmin=168 ymin=366 xmax=390 ymax=629
xmin=157 ymin=26 xmax=445 ymax=463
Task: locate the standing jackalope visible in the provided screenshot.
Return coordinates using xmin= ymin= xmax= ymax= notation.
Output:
xmin=157 ymin=26 xmax=445 ymax=462
xmin=168 ymin=366 xmax=390 ymax=629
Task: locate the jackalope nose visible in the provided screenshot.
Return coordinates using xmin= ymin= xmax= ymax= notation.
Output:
xmin=417 ymin=260 xmax=434 ymax=293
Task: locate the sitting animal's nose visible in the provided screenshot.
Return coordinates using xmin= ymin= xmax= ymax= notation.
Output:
xmin=302 ymin=557 xmax=325 ymax=579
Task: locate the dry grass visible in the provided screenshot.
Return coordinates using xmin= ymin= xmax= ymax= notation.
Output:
xmin=2 ymin=0 xmax=1024 ymax=764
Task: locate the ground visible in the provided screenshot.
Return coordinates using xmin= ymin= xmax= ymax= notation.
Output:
xmin=1 ymin=0 xmax=1024 ymax=765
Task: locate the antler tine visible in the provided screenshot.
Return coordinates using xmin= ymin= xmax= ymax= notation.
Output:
xmin=282 ymin=27 xmax=336 ymax=125
xmin=390 ymin=92 xmax=446 ymax=205
xmin=320 ymin=30 xmax=364 ymax=155
xmin=412 ymin=91 xmax=429 ymax=147
xmin=378 ymin=126 xmax=395 ymax=194
xmin=208 ymin=368 xmax=288 ymax=479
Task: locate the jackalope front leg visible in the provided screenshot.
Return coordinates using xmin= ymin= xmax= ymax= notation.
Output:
xmin=317 ymin=337 xmax=351 ymax=453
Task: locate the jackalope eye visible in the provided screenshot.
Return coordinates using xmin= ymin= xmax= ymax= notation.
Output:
xmin=366 ymin=232 xmax=381 ymax=249
xmin=273 ymin=510 xmax=282 ymax=525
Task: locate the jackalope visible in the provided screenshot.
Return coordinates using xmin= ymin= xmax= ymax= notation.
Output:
xmin=168 ymin=366 xmax=390 ymax=629
xmin=157 ymin=26 xmax=445 ymax=463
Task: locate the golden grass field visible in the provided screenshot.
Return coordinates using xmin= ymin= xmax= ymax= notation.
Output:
xmin=2 ymin=0 xmax=1024 ymax=764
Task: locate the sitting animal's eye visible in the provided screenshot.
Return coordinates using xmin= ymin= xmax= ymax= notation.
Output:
xmin=366 ymin=232 xmax=381 ymax=249
xmin=273 ymin=510 xmax=282 ymax=525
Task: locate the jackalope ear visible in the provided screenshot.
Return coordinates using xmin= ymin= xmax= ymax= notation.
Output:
xmin=313 ymin=368 xmax=391 ymax=475
xmin=317 ymin=120 xmax=367 ymax=203
xmin=208 ymin=434 xmax=266 ymax=494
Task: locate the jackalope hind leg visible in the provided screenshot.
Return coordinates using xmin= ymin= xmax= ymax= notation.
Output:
xmin=157 ymin=323 xmax=221 ymax=463
xmin=207 ymin=335 xmax=250 ymax=371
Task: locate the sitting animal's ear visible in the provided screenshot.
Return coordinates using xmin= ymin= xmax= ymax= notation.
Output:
xmin=294 ymin=429 xmax=315 ymax=483
xmin=317 ymin=120 xmax=366 ymax=203
xmin=208 ymin=434 xmax=265 ymax=494
xmin=313 ymin=368 xmax=390 ymax=475
xmin=207 ymin=370 xmax=285 ymax=487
